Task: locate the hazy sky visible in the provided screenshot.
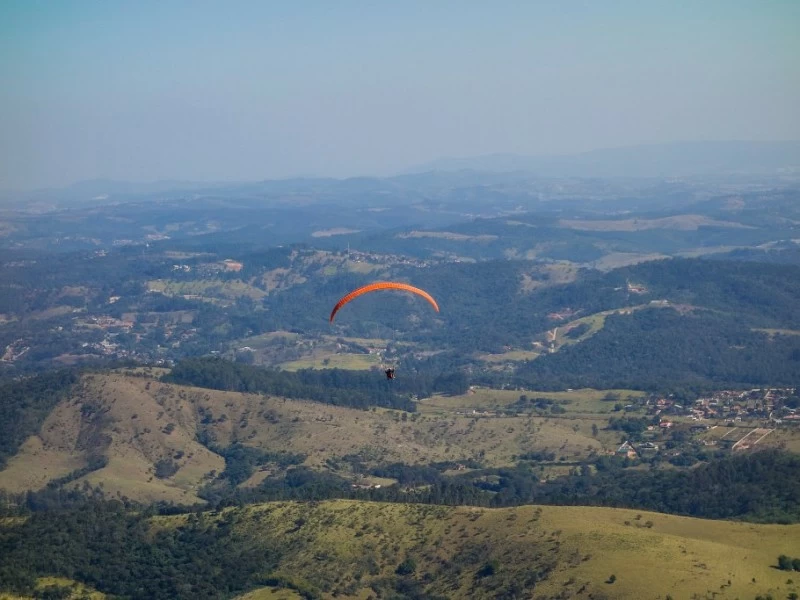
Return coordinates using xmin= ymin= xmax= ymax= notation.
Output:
xmin=1 ymin=1 xmax=798 ymax=189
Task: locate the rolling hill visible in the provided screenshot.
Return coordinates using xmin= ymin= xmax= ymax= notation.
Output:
xmin=0 ymin=371 xmax=601 ymax=503
xmin=2 ymin=499 xmax=799 ymax=600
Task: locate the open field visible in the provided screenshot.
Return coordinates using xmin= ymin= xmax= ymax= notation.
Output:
xmin=311 ymin=228 xmax=361 ymax=237
xmin=144 ymin=500 xmax=800 ymax=600
xmin=732 ymin=428 xmax=774 ymax=451
xmin=711 ymin=426 xmax=753 ymax=443
xmin=699 ymin=425 xmax=800 ymax=453
xmin=545 ymin=303 xmax=676 ymax=354
xmin=234 ymin=333 xmax=414 ymax=370
xmin=147 ymin=278 xmax=268 ymax=302
xmin=320 ymin=335 xmax=392 ymax=347
xmin=419 ymin=386 xmax=645 ymax=416
xmin=589 ymin=251 xmax=671 ymax=271
xmin=548 ymin=312 xmax=608 ymax=351
xmin=279 ymin=352 xmax=381 ymax=371
xmin=676 ymin=245 xmax=745 ymax=258
xmin=234 ymin=331 xmax=302 ymax=345
xmin=344 ymin=260 xmax=382 ymax=274
xmin=763 ymin=428 xmax=800 ymax=453
xmin=396 ymin=230 xmax=498 ymax=242
xmin=518 ymin=262 xmax=580 ymax=292
xmin=476 ymin=349 xmax=540 ymax=363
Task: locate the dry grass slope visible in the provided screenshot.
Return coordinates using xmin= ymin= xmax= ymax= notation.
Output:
xmin=0 ymin=373 xmax=607 ymax=502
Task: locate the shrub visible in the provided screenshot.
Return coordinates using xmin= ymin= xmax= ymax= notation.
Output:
xmin=395 ymin=557 xmax=417 ymax=576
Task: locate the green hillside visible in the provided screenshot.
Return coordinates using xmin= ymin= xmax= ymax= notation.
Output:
xmin=1 ymin=500 xmax=798 ymax=600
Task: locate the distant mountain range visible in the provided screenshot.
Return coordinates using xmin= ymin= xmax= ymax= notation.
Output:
xmin=3 ymin=141 xmax=799 ymax=208
xmin=405 ymin=141 xmax=800 ymax=178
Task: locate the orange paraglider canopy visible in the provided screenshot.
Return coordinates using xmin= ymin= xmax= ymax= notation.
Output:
xmin=329 ymin=282 xmax=440 ymax=323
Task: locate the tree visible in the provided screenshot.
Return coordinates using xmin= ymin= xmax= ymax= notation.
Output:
xmin=779 ymin=555 xmax=794 ymax=570
xmin=606 ymin=574 xmax=616 ymax=584
xmin=395 ymin=557 xmax=417 ymax=576
xmin=476 ymin=560 xmax=498 ymax=578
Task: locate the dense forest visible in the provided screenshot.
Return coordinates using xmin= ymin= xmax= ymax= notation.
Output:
xmin=0 ymin=500 xmax=285 ymax=600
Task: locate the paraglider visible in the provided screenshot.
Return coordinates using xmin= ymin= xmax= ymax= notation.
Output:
xmin=329 ymin=282 xmax=440 ymax=380
xmin=329 ymin=282 xmax=439 ymax=323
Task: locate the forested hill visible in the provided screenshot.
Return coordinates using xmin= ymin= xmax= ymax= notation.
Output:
xmin=518 ymin=307 xmax=800 ymax=392
xmin=617 ymin=258 xmax=800 ymax=326
xmin=258 ymin=257 xmax=800 ymax=341
xmin=509 ymin=259 xmax=800 ymax=391
xmin=214 ymin=256 xmax=800 ymax=391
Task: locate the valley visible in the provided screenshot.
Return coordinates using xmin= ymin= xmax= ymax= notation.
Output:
xmin=1 ymin=168 xmax=800 ymax=600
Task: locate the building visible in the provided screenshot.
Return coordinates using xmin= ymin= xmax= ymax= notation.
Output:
xmin=616 ymin=441 xmax=638 ymax=459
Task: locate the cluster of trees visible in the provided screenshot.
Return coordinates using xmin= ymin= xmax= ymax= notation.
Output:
xmin=778 ymin=555 xmax=800 ymax=571
xmin=44 ymin=456 xmax=109 ymax=489
xmin=164 ymin=357 xmax=467 ymax=410
xmin=0 ymin=500 xmax=284 ymax=599
xmin=511 ymin=395 xmax=567 ymax=415
xmin=607 ymin=416 xmax=654 ymax=438
xmin=196 ymin=442 xmax=307 ymax=503
xmin=212 ymin=444 xmax=305 ymax=487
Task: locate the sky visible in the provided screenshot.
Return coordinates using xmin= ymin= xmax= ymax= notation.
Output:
xmin=1 ymin=0 xmax=798 ymax=189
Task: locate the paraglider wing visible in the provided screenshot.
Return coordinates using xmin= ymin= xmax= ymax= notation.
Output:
xmin=329 ymin=282 xmax=440 ymax=323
